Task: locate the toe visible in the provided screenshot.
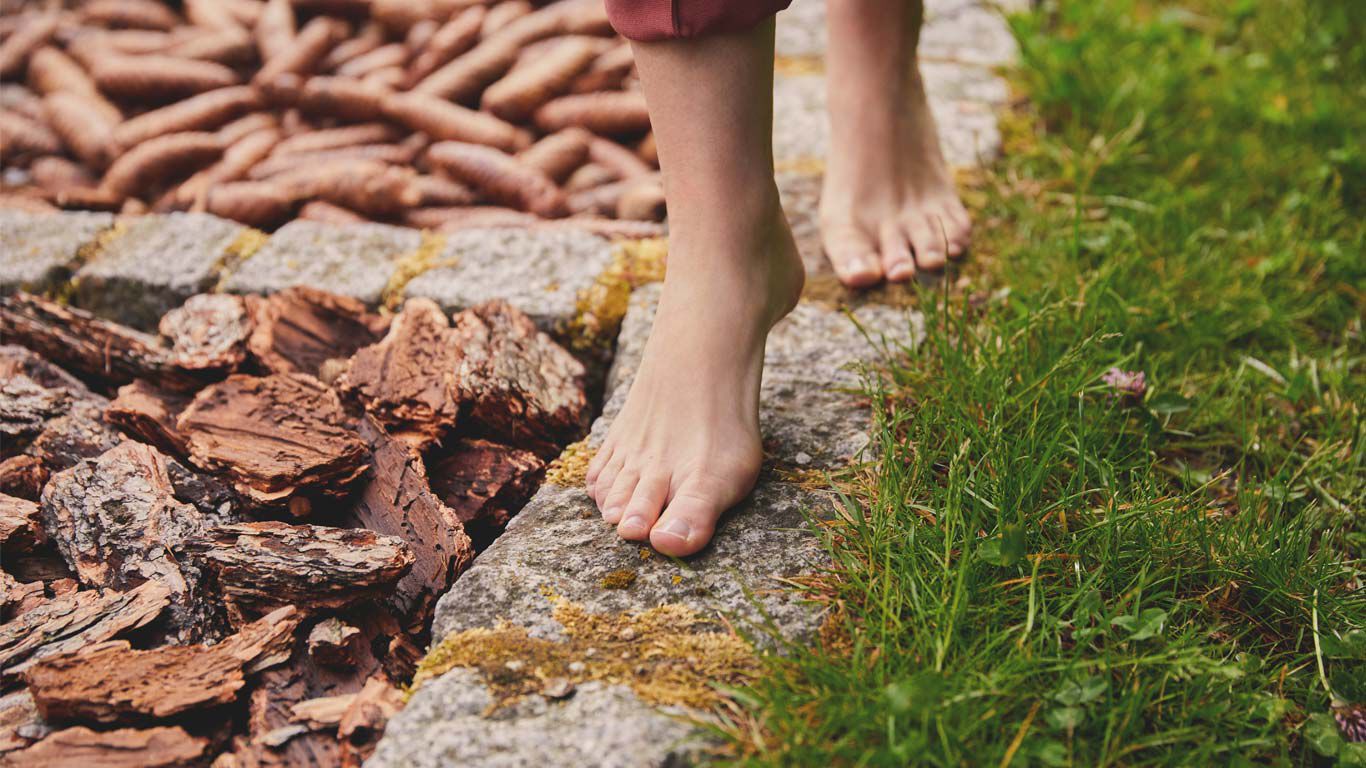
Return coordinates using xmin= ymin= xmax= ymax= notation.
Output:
xmin=906 ymin=213 xmax=948 ymax=271
xmin=600 ymin=468 xmax=639 ymax=524
xmin=650 ymin=486 xmax=723 ymax=557
xmin=879 ymin=221 xmax=915 ymax=282
xmin=946 ymin=205 xmax=972 ymax=258
xmin=822 ymin=222 xmax=883 ymax=288
xmin=592 ymin=453 xmax=624 ymax=508
xmin=585 ymin=442 xmax=612 ymax=488
xmin=617 ymin=473 xmax=670 ymax=541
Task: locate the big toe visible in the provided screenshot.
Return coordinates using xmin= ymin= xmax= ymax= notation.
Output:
xmin=821 ymin=222 xmax=883 ymax=288
xmin=650 ymin=491 xmax=722 ymax=557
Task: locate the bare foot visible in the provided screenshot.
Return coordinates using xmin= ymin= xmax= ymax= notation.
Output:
xmin=585 ymin=191 xmax=803 ymax=556
xmin=820 ymin=0 xmax=972 ymax=286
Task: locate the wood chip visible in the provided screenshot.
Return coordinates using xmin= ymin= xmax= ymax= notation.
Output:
xmin=427 ymin=438 xmax=544 ymax=532
xmin=451 ymin=300 xmax=588 ymax=457
xmin=22 ymin=605 xmax=297 ymax=724
xmin=0 ymin=580 xmax=170 ymax=679
xmin=104 ymin=380 xmax=191 ymax=456
xmin=158 ymin=293 xmax=253 ymax=377
xmin=177 ymin=373 xmax=370 ymax=510
xmin=40 ymin=441 xmax=215 ymax=642
xmin=307 ymin=618 xmax=361 ymax=668
xmin=346 ymin=417 xmax=474 ymax=631
xmin=185 ymin=521 xmax=413 ymax=622
xmin=246 ymin=287 xmax=389 ymax=377
xmin=1 ymin=724 xmax=209 ymax=768
xmin=336 ymin=298 xmax=462 ymax=450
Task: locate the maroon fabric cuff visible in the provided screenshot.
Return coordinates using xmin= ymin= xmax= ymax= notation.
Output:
xmin=606 ymin=0 xmax=793 ymax=42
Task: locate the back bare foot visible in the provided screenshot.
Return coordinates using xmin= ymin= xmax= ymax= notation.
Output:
xmin=820 ymin=0 xmax=971 ymax=286
xmin=586 ymin=191 xmax=802 ymax=556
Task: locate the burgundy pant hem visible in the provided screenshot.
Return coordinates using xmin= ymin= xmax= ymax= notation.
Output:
xmin=606 ymin=0 xmax=793 ymax=42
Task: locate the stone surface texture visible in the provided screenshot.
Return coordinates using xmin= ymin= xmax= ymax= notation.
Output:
xmin=404 ymin=227 xmax=614 ymax=335
xmin=222 ymin=220 xmax=420 ymax=305
xmin=73 ymin=213 xmax=244 ymax=330
xmin=0 ymin=210 xmax=112 ymax=296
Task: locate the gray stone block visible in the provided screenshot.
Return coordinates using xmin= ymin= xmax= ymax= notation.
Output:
xmin=403 ymin=227 xmax=614 ymax=334
xmin=0 ymin=210 xmax=113 ymax=296
xmin=221 ymin=220 xmax=420 ymax=304
xmin=370 ymin=670 xmax=710 ymax=768
xmin=773 ymin=70 xmax=1006 ymax=168
xmin=777 ymin=0 xmax=1022 ymax=60
xmin=72 ymin=213 xmax=243 ymax=330
xmin=431 ymin=480 xmax=837 ymax=645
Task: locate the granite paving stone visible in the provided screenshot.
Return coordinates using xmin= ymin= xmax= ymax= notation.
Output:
xmin=72 ymin=212 xmax=244 ymax=329
xmin=221 ymin=220 xmax=421 ymax=305
xmin=0 ymin=210 xmax=113 ymax=297
xmin=403 ymin=227 xmax=614 ymax=334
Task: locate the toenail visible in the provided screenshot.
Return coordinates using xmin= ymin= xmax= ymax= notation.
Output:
xmin=656 ymin=518 xmax=691 ymax=542
xmin=887 ymin=262 xmax=913 ymax=280
xmin=603 ymin=506 xmax=622 ymax=523
xmin=619 ymin=516 xmax=648 ymax=536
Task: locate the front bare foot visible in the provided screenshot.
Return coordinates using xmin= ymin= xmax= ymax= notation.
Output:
xmin=585 ymin=191 xmax=802 ymax=556
xmin=820 ymin=0 xmax=972 ymax=285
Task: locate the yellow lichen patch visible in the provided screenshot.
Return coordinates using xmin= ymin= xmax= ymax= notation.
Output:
xmin=55 ymin=220 xmax=127 ymax=302
xmin=544 ymin=437 xmax=592 ymax=487
xmin=567 ymin=237 xmax=668 ymax=351
xmin=212 ymin=227 xmax=270 ymax=293
xmin=380 ymin=231 xmax=449 ymax=311
xmin=599 ymin=569 xmax=637 ymax=590
xmin=774 ymin=55 xmax=824 ymax=76
xmin=411 ymin=600 xmax=760 ymax=713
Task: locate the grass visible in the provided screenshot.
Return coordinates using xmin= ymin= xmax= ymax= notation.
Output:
xmin=725 ymin=0 xmax=1364 ymax=765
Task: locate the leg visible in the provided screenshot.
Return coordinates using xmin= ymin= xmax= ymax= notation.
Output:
xmin=584 ymin=20 xmax=803 ymax=556
xmin=821 ymin=0 xmax=972 ymax=285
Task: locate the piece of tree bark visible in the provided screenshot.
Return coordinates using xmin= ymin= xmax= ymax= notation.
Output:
xmin=0 ymin=572 xmax=46 ymax=621
xmin=337 ymin=676 xmax=404 ymax=767
xmin=185 ymin=521 xmax=413 ymax=623
xmin=0 ymin=580 xmax=170 ymax=679
xmin=158 ymin=293 xmax=253 ymax=378
xmin=307 ymin=618 xmax=361 ymax=668
xmin=290 ymin=693 xmax=353 ymax=729
xmin=0 ymin=494 xmax=44 ymax=555
xmin=165 ymin=458 xmax=250 ymax=525
xmin=0 ymin=725 xmax=209 ymax=768
xmin=40 ymin=441 xmax=216 ymax=643
xmin=0 ymin=345 xmax=91 ymax=397
xmin=0 ymin=294 xmax=200 ymax=391
xmin=345 ymin=417 xmax=474 ymax=631
xmin=0 ymin=689 xmax=42 ymax=754
xmin=0 ymin=375 xmax=68 ymax=447
xmin=105 ymin=380 xmax=191 ymax=455
xmin=0 ymin=456 xmax=46 ymax=501
xmin=427 ymin=438 xmax=544 ymax=533
xmin=23 ymin=605 xmax=299 ymax=724
xmin=335 ymin=298 xmax=462 ymax=450
xmin=177 ymin=373 xmax=369 ymax=511
xmin=451 ymin=300 xmax=589 ymax=457
xmin=245 ymin=288 xmax=389 ymax=377
xmin=21 ymin=397 xmax=122 ymax=475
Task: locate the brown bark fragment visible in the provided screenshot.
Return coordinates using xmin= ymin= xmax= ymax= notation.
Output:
xmin=0 ymin=375 xmax=68 ymax=446
xmin=337 ymin=677 xmax=404 ymax=767
xmin=186 ymin=521 xmax=413 ymax=622
xmin=452 ymin=300 xmax=589 ymax=456
xmin=336 ymin=298 xmax=462 ymax=449
xmin=0 ymin=574 xmax=46 ymax=622
xmin=0 ymin=494 xmax=43 ymax=555
xmin=105 ymin=381 xmax=191 ymax=455
xmin=0 ymin=689 xmax=41 ymax=754
xmin=160 ymin=293 xmax=253 ymax=376
xmin=427 ymin=438 xmax=545 ymax=531
xmin=40 ymin=441 xmax=214 ymax=642
xmin=22 ymin=398 xmax=123 ymax=474
xmin=22 ymin=606 xmax=299 ymax=724
xmin=0 ymin=580 xmax=170 ymax=679
xmin=0 ymin=293 xmax=199 ymax=391
xmin=245 ymin=287 xmax=389 ymax=377
xmin=0 ymin=455 xmax=49 ymax=500
xmin=177 ymin=374 xmax=369 ymax=509
xmin=307 ymin=618 xmax=361 ymax=668
xmin=1 ymin=725 xmax=208 ymax=768
xmin=346 ymin=418 xmax=474 ymax=630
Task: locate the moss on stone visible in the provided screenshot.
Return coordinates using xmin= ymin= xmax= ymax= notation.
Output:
xmin=543 ymin=437 xmax=592 ymax=487
xmin=381 ymin=231 xmax=450 ymax=311
xmin=567 ymin=238 xmax=668 ymax=352
xmin=599 ymin=569 xmax=637 ymax=590
xmin=411 ymin=599 xmax=759 ymax=713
